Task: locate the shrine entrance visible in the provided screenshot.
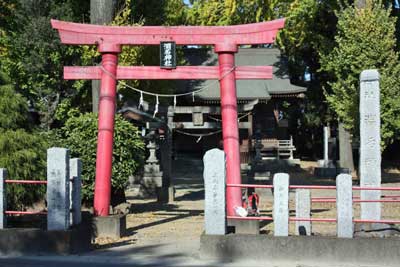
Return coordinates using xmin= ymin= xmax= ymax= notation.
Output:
xmin=51 ymin=19 xmax=285 ymax=217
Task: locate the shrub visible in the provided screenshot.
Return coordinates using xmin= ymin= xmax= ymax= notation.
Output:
xmin=0 ymin=129 xmax=47 ymax=210
xmin=56 ymin=113 xmax=145 ymax=203
xmin=0 ymin=75 xmax=47 ymax=210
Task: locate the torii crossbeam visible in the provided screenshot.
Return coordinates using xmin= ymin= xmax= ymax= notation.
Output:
xmin=51 ymin=19 xmax=285 ymax=217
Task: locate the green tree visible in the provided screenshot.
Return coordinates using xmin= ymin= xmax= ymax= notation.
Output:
xmin=1 ymin=0 xmax=90 ymax=130
xmin=187 ymin=0 xmax=291 ymax=26
xmin=320 ymin=0 xmax=400 ymax=149
xmin=0 ymin=73 xmax=47 ymax=210
xmin=277 ymin=0 xmax=339 ymax=157
xmin=56 ymin=113 xmax=145 ymax=203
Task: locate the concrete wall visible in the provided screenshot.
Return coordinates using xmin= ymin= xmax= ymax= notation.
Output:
xmin=200 ymin=234 xmax=400 ymax=266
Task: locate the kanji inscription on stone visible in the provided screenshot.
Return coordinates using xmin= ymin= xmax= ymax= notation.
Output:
xmin=203 ymin=149 xmax=226 ymax=235
xmin=359 ymin=70 xmax=381 ymax=221
xmin=47 ymin=147 xmax=70 ymax=231
xmin=273 ymin=173 xmax=289 ymax=236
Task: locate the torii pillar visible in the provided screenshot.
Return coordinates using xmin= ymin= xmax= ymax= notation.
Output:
xmin=94 ymin=44 xmax=121 ymax=215
xmin=51 ymin=19 xmax=285 ymax=217
xmin=216 ymin=44 xmax=242 ymax=214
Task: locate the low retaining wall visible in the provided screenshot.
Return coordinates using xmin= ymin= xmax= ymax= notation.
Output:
xmin=200 ymin=234 xmax=400 ymax=266
xmin=0 ymin=222 xmax=91 ymax=255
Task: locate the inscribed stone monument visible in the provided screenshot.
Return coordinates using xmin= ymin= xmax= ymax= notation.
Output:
xmin=47 ymin=148 xmax=70 ymax=231
xmin=273 ymin=173 xmax=289 ymax=236
xmin=203 ymin=149 xmax=226 ymax=235
xmin=359 ymin=70 xmax=381 ymax=221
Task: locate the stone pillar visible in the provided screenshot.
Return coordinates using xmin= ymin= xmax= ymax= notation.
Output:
xmin=203 ymin=149 xmax=226 ymax=235
xmin=0 ymin=169 xmax=6 ymax=229
xmin=359 ymin=70 xmax=381 ymax=221
xmin=273 ymin=173 xmax=289 ymax=236
xmin=70 ymin=158 xmax=82 ymax=226
xmin=47 ymin=148 xmax=70 ymax=231
xmin=338 ymin=123 xmax=354 ymax=172
xmin=336 ymin=174 xmax=353 ymax=238
xmin=295 ymin=189 xmax=311 ymax=235
xmin=323 ymin=126 xmax=329 ymax=164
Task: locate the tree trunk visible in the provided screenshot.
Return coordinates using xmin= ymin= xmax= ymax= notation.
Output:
xmin=338 ymin=122 xmax=355 ymax=172
xmin=90 ymin=0 xmax=116 ymax=113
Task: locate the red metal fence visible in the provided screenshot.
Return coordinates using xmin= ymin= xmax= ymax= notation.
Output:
xmin=226 ymin=183 xmax=400 ymax=225
xmin=4 ymin=179 xmax=48 ymax=216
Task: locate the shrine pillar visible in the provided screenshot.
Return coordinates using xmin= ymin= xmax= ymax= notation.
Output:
xmin=93 ymin=44 xmax=121 ymax=216
xmin=215 ymin=44 xmax=242 ymax=216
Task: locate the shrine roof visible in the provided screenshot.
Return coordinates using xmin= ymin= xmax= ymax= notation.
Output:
xmin=180 ymin=48 xmax=306 ymax=101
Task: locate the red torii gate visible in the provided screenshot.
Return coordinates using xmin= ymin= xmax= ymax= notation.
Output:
xmin=51 ymin=19 xmax=285 ymax=217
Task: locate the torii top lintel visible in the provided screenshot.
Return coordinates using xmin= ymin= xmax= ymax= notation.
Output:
xmin=51 ymin=19 xmax=285 ymax=52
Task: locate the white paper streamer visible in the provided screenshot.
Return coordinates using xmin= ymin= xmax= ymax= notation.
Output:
xmin=138 ymin=91 xmax=144 ymax=109
xmin=174 ymin=95 xmax=177 ymax=109
xmin=153 ymin=95 xmax=159 ymax=118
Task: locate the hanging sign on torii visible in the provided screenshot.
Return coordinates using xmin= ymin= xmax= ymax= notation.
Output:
xmin=51 ymin=18 xmax=285 ymax=217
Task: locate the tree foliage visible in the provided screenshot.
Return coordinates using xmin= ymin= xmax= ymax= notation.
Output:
xmin=186 ymin=0 xmax=291 ymax=25
xmin=0 ymin=0 xmax=90 ymax=129
xmin=0 ymin=73 xmax=47 ymax=210
xmin=55 ymin=113 xmax=145 ymax=202
xmin=320 ymin=1 xmax=400 ymax=148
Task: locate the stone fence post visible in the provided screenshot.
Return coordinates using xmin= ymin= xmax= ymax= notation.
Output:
xmin=295 ymin=189 xmax=311 ymax=235
xmin=273 ymin=173 xmax=289 ymax=236
xmin=47 ymin=148 xmax=70 ymax=231
xmin=336 ymin=174 xmax=353 ymax=238
xmin=203 ymin=149 xmax=226 ymax=235
xmin=70 ymin=158 xmax=82 ymax=226
xmin=0 ymin=169 xmax=6 ymax=229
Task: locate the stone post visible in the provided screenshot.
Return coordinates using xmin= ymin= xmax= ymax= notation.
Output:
xmin=203 ymin=149 xmax=226 ymax=235
xmin=70 ymin=158 xmax=82 ymax=226
xmin=47 ymin=148 xmax=70 ymax=231
xmin=359 ymin=70 xmax=381 ymax=221
xmin=336 ymin=174 xmax=353 ymax=238
xmin=323 ymin=126 xmax=329 ymax=165
xmin=295 ymin=189 xmax=311 ymax=235
xmin=0 ymin=169 xmax=6 ymax=229
xmin=273 ymin=173 xmax=289 ymax=236
xmin=339 ymin=123 xmax=354 ymax=172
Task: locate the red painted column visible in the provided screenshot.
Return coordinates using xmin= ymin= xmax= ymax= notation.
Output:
xmin=216 ymin=44 xmax=242 ymax=216
xmin=93 ymin=44 xmax=121 ymax=216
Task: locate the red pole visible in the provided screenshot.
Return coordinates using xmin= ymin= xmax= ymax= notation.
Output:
xmin=216 ymin=45 xmax=242 ymax=216
xmin=93 ymin=44 xmax=121 ymax=216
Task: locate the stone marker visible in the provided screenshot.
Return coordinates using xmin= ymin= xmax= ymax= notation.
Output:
xmin=0 ymin=169 xmax=6 ymax=229
xmin=70 ymin=158 xmax=82 ymax=226
xmin=339 ymin=123 xmax=354 ymax=172
xmin=336 ymin=174 xmax=353 ymax=238
xmin=203 ymin=149 xmax=226 ymax=235
xmin=324 ymin=126 xmax=329 ymax=164
xmin=47 ymin=148 xmax=70 ymax=231
xmin=295 ymin=189 xmax=311 ymax=236
xmin=273 ymin=173 xmax=289 ymax=236
xmin=359 ymin=70 xmax=381 ymax=221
